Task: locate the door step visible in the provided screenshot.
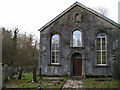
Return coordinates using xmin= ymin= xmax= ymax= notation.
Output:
xmin=72 ymin=76 xmax=82 ymax=80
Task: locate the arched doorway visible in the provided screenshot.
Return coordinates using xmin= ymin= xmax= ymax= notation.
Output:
xmin=71 ymin=53 xmax=82 ymax=76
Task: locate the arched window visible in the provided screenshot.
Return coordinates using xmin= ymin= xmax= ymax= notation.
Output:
xmin=51 ymin=34 xmax=60 ymax=64
xmin=75 ymin=13 xmax=81 ymax=21
xmin=73 ymin=30 xmax=82 ymax=47
xmin=97 ymin=33 xmax=107 ymax=65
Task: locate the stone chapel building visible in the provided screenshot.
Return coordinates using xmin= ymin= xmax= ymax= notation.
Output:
xmin=38 ymin=2 xmax=120 ymax=77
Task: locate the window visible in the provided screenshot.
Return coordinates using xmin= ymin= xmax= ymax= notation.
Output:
xmin=97 ymin=33 xmax=107 ymax=65
xmin=75 ymin=13 xmax=81 ymax=21
xmin=73 ymin=30 xmax=82 ymax=47
xmin=51 ymin=34 xmax=60 ymax=64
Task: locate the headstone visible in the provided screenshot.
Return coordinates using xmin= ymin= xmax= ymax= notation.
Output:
xmin=9 ymin=67 xmax=14 ymax=80
xmin=33 ymin=66 xmax=36 ymax=82
xmin=18 ymin=67 xmax=22 ymax=80
xmin=39 ymin=67 xmax=42 ymax=79
xmin=14 ymin=68 xmax=18 ymax=75
xmin=3 ymin=64 xmax=9 ymax=81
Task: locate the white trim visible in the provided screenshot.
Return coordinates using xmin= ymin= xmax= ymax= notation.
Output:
xmin=51 ymin=63 xmax=60 ymax=65
xmin=73 ymin=30 xmax=82 ymax=47
xmin=51 ymin=34 xmax=60 ymax=64
xmin=97 ymin=33 xmax=107 ymax=65
xmin=72 ymin=46 xmax=83 ymax=48
xmin=97 ymin=64 xmax=107 ymax=66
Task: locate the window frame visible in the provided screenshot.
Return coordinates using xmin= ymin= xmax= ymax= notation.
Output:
xmin=74 ymin=13 xmax=81 ymax=22
xmin=72 ymin=30 xmax=82 ymax=47
xmin=51 ymin=34 xmax=60 ymax=65
xmin=97 ymin=33 xmax=107 ymax=66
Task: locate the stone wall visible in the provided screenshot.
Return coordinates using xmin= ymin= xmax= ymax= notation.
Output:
xmin=39 ymin=5 xmax=120 ymax=76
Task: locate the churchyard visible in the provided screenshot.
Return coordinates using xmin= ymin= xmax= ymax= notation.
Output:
xmin=2 ymin=64 xmax=120 ymax=89
xmin=2 ymin=65 xmax=68 ymax=89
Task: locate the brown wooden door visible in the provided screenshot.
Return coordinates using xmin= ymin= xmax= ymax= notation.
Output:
xmin=73 ymin=59 xmax=82 ymax=76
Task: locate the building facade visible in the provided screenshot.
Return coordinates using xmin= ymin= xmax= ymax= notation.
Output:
xmin=39 ymin=2 xmax=120 ymax=77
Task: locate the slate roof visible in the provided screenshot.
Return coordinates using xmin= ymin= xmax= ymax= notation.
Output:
xmin=38 ymin=2 xmax=120 ymax=31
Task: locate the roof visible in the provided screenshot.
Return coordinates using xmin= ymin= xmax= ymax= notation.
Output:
xmin=38 ymin=2 xmax=120 ymax=31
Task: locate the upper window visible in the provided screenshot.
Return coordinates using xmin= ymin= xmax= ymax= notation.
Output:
xmin=73 ymin=30 xmax=82 ymax=47
xmin=75 ymin=13 xmax=81 ymax=21
xmin=97 ymin=33 xmax=107 ymax=66
xmin=51 ymin=34 xmax=60 ymax=64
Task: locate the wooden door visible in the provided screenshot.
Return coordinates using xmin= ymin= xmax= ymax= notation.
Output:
xmin=73 ymin=59 xmax=82 ymax=76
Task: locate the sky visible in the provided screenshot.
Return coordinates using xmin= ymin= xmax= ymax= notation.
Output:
xmin=0 ymin=0 xmax=119 ymax=39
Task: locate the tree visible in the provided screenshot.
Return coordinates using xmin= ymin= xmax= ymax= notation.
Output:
xmin=2 ymin=28 xmax=14 ymax=66
xmin=13 ymin=28 xmax=19 ymax=48
xmin=2 ymin=28 xmax=39 ymax=70
xmin=15 ymin=33 xmax=39 ymax=69
xmin=92 ymin=7 xmax=108 ymax=16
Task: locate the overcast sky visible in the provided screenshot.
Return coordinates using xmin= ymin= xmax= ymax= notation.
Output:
xmin=0 ymin=0 xmax=119 ymax=38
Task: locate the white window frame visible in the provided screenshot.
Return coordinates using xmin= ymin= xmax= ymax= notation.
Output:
xmin=51 ymin=34 xmax=60 ymax=65
xmin=97 ymin=33 xmax=107 ymax=66
xmin=73 ymin=30 xmax=82 ymax=47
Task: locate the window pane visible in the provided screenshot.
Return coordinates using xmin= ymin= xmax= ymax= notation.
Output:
xmin=102 ymin=38 xmax=106 ymax=50
xmin=73 ymin=30 xmax=82 ymax=47
xmin=97 ymin=38 xmax=101 ymax=50
xmin=51 ymin=34 xmax=60 ymax=64
xmin=97 ymin=33 xmax=107 ymax=65
xmin=52 ymin=60 xmax=55 ymax=63
xmin=97 ymin=52 xmax=101 ymax=64
xmin=102 ymin=51 xmax=106 ymax=64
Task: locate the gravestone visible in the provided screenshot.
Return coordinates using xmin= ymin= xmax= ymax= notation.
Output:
xmin=14 ymin=68 xmax=18 ymax=74
xmin=18 ymin=67 xmax=23 ymax=80
xmin=39 ymin=67 xmax=42 ymax=79
xmin=33 ymin=66 xmax=36 ymax=82
xmin=9 ymin=67 xmax=14 ymax=80
xmin=3 ymin=64 xmax=9 ymax=81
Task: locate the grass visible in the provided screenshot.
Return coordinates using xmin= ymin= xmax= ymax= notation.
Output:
xmin=4 ymin=73 xmax=68 ymax=88
xmin=4 ymin=79 xmax=30 ymax=88
xmin=40 ymin=76 xmax=68 ymax=88
xmin=5 ymin=73 xmax=120 ymax=88
xmin=22 ymin=73 xmax=33 ymax=79
xmin=83 ymin=78 xmax=120 ymax=88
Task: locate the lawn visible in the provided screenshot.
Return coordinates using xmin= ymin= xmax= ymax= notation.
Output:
xmin=4 ymin=73 xmax=120 ymax=88
xmin=4 ymin=73 xmax=68 ymax=88
xmin=83 ymin=77 xmax=120 ymax=88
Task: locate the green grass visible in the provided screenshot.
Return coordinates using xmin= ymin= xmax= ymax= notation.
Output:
xmin=22 ymin=73 xmax=33 ymax=79
xmin=5 ymin=73 xmax=120 ymax=88
xmin=4 ymin=73 xmax=68 ymax=88
xmin=18 ymin=83 xmax=40 ymax=88
xmin=4 ymin=79 xmax=30 ymax=88
xmin=38 ymin=76 xmax=68 ymax=88
xmin=83 ymin=78 xmax=120 ymax=88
